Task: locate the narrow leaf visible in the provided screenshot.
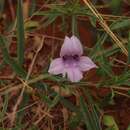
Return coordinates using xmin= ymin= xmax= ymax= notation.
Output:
xmin=0 ymin=35 xmax=27 ymax=78
xmin=111 ymin=19 xmax=130 ymax=30
xmin=128 ymin=32 xmax=130 ymax=64
xmin=80 ymin=96 xmax=94 ymax=130
xmin=17 ymin=0 xmax=25 ymax=65
xmin=0 ymin=0 xmax=5 ymax=14
xmin=29 ymin=0 xmax=36 ymax=16
xmin=103 ymin=115 xmax=119 ymax=130
xmin=0 ymin=94 xmax=8 ymax=122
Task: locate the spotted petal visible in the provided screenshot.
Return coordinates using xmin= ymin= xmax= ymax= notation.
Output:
xmin=48 ymin=58 xmax=64 ymax=75
xmin=60 ymin=36 xmax=83 ymax=57
xmin=65 ymin=67 xmax=83 ymax=82
xmin=79 ymin=56 xmax=98 ymax=72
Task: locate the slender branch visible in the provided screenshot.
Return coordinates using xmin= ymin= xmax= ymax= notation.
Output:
xmin=82 ymin=0 xmax=128 ymax=56
xmin=10 ymin=36 xmax=44 ymax=127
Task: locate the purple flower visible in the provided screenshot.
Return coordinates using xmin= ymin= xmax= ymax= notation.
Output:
xmin=48 ymin=35 xmax=98 ymax=82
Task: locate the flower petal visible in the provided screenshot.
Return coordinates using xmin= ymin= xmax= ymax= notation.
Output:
xmin=65 ymin=67 xmax=83 ymax=82
xmin=48 ymin=58 xmax=64 ymax=75
xmin=71 ymin=35 xmax=83 ymax=55
xmin=79 ymin=56 xmax=98 ymax=72
xmin=60 ymin=36 xmax=83 ymax=57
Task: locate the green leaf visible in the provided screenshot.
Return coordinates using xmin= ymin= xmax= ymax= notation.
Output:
xmin=16 ymin=92 xmax=30 ymax=124
xmin=90 ymin=21 xmax=123 ymax=60
xmin=29 ymin=0 xmax=36 ymax=16
xmin=109 ymin=0 xmax=122 ymax=14
xmin=111 ymin=19 xmax=130 ymax=30
xmin=49 ymin=94 xmax=60 ymax=108
xmin=40 ymin=92 xmax=60 ymax=109
xmin=127 ymin=125 xmax=130 ymax=130
xmin=19 ymin=94 xmax=31 ymax=114
xmin=60 ymin=97 xmax=78 ymax=112
xmin=12 ymin=123 xmax=25 ymax=130
xmin=89 ymin=16 xmax=97 ymax=27
xmin=0 ymin=94 xmax=8 ymax=122
xmin=80 ymin=96 xmax=94 ymax=130
xmin=96 ymin=45 xmax=113 ymax=77
xmin=0 ymin=0 xmax=5 ymax=14
xmin=103 ymin=115 xmax=119 ymax=130
xmin=39 ymin=86 xmax=78 ymax=112
xmin=89 ymin=33 xmax=108 ymax=59
xmin=128 ymin=32 xmax=130 ymax=64
xmin=128 ymin=90 xmax=130 ymax=95
xmin=42 ymin=14 xmax=59 ymax=27
xmin=40 ymin=94 xmax=52 ymax=107
xmin=69 ymin=113 xmax=82 ymax=130
xmin=27 ymin=125 xmax=39 ymax=130
xmin=82 ymin=88 xmax=102 ymax=130
xmin=0 ymin=35 xmax=27 ymax=78
xmin=79 ymin=96 xmax=102 ymax=130
xmin=35 ymin=11 xmax=61 ymax=16
xmin=17 ymin=0 xmax=25 ymax=65
xmin=100 ymin=92 xmax=115 ymax=107
xmin=24 ymin=20 xmax=39 ymax=30
xmin=0 ymin=60 xmax=6 ymax=71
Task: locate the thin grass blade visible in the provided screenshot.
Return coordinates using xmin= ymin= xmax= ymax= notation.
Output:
xmin=17 ymin=0 xmax=25 ymax=65
xmin=0 ymin=35 xmax=26 ymax=78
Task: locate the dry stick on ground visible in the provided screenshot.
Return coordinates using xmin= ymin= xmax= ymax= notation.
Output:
xmin=114 ymin=91 xmax=130 ymax=98
xmin=0 ymin=74 xmax=50 ymax=96
xmin=10 ymin=36 xmax=44 ymax=127
xmin=34 ymin=107 xmax=53 ymax=125
xmin=82 ymin=0 xmax=128 ymax=56
xmin=3 ymin=100 xmax=39 ymax=122
xmin=79 ymin=14 xmax=130 ymax=22
xmin=1 ymin=76 xmax=130 ymax=96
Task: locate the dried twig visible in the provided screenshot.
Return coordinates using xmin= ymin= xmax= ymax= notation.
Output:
xmin=0 ymin=74 xmax=50 ymax=96
xmin=10 ymin=36 xmax=44 ymax=127
xmin=82 ymin=0 xmax=128 ymax=56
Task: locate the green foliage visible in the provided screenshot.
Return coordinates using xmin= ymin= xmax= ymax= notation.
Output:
xmin=0 ymin=94 xmax=8 ymax=122
xmin=0 ymin=1 xmax=130 ymax=130
xmin=29 ymin=0 xmax=36 ymax=16
xmin=128 ymin=32 xmax=130 ymax=64
xmin=0 ymin=0 xmax=5 ymax=14
xmin=16 ymin=93 xmax=30 ymax=125
xmin=100 ymin=92 xmax=115 ymax=107
xmin=34 ymin=2 xmax=92 ymax=29
xmin=111 ymin=19 xmax=130 ymax=30
xmin=80 ymin=96 xmax=102 ymax=130
xmin=69 ymin=113 xmax=82 ymax=129
xmin=17 ymin=0 xmax=25 ymax=65
xmin=109 ymin=0 xmax=122 ymax=14
xmin=27 ymin=125 xmax=39 ymax=130
xmin=127 ymin=125 xmax=130 ymax=130
xmin=0 ymin=35 xmax=27 ymax=78
xmin=103 ymin=115 xmax=119 ymax=130
xmin=24 ymin=20 xmax=39 ymax=31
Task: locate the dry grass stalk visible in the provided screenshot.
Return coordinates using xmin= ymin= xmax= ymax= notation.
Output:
xmin=82 ymin=0 xmax=128 ymax=56
xmin=0 ymin=74 xmax=49 ymax=96
xmin=10 ymin=36 xmax=44 ymax=127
